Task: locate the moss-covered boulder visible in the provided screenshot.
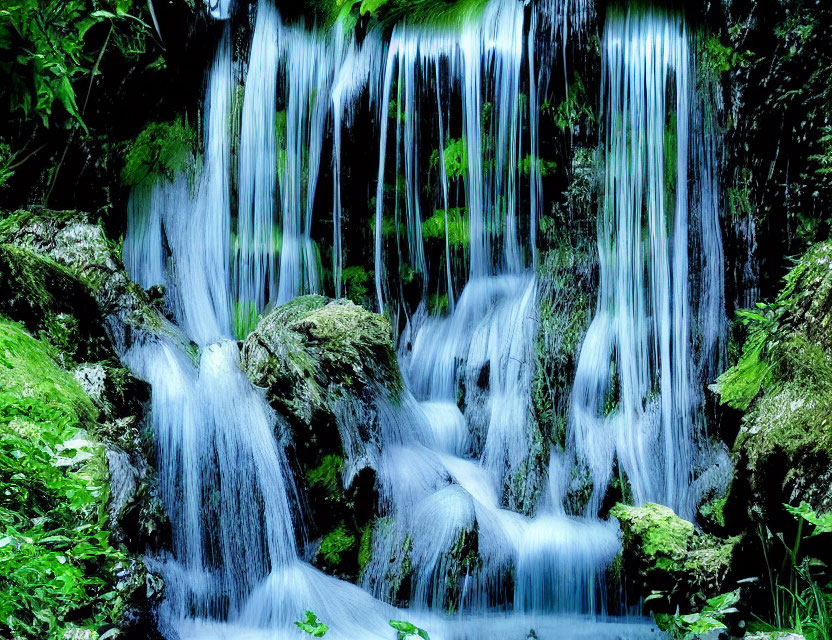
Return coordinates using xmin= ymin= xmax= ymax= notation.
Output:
xmin=242 ymin=295 xmax=400 ymax=580
xmin=0 ymin=208 xmax=172 ymax=339
xmin=610 ymin=502 xmax=740 ymax=613
xmin=0 ymin=244 xmax=110 ymax=364
xmin=0 ymin=209 xmax=170 ymax=636
xmin=714 ymin=241 xmax=832 ymax=524
xmin=242 ymin=295 xmax=400 ymax=425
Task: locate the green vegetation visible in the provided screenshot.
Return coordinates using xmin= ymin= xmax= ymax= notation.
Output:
xmin=611 ymin=503 xmax=739 ymax=612
xmin=421 ymin=207 xmax=468 ymax=248
xmin=295 ymin=610 xmax=329 ymax=637
xmin=0 ymin=0 xmax=149 ymax=130
xmin=714 ymin=241 xmax=832 ymax=410
xmin=755 ymin=503 xmax=832 ymax=640
xmin=700 ymin=35 xmax=749 ymax=75
xmin=121 ymin=118 xmax=196 ymax=187
xmin=0 ymin=319 xmax=129 ymax=638
xmin=307 ymin=454 xmax=344 ymax=500
xmin=655 ymin=590 xmax=740 ymax=640
xmin=319 ymin=522 xmax=355 ymax=565
xmin=544 ymin=73 xmax=594 ymax=131
xmin=316 ymin=0 xmax=489 ymax=31
xmin=342 ymin=265 xmax=372 ymax=305
xmin=358 ymin=523 xmax=373 ymax=572
xmin=520 ymin=155 xmax=557 ymax=177
xmin=430 ymin=137 xmax=467 ymax=180
xmin=389 ymin=619 xmax=430 ymax=640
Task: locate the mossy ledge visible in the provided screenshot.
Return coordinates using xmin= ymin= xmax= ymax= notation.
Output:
xmin=610 ymin=502 xmax=740 ymax=614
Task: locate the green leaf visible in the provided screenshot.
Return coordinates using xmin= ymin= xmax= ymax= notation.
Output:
xmin=389 ymin=620 xmax=430 ymax=640
xmin=295 ymin=611 xmax=328 ymax=637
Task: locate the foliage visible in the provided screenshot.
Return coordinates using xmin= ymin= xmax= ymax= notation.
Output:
xmin=0 ymin=319 xmax=127 ymax=638
xmin=699 ymin=496 xmax=727 ymax=529
xmin=295 ymin=610 xmax=329 ymax=637
xmin=543 ymin=72 xmax=594 ymax=131
xmin=430 ymin=137 xmax=467 ymax=181
xmin=700 ymin=35 xmax=749 ymax=75
xmin=358 ymin=523 xmax=372 ymax=572
xmin=0 ymin=0 xmax=148 ymax=131
xmin=654 ymin=590 xmax=740 ymax=640
xmin=421 ymin=207 xmax=468 ymax=248
xmin=389 ymin=619 xmax=430 ymax=640
xmin=121 ymin=118 xmax=196 ymax=187
xmin=520 ymin=155 xmax=557 ymax=177
xmin=233 ymin=299 xmax=260 ymax=342
xmin=756 ymin=504 xmax=832 ymax=640
xmin=342 ymin=265 xmax=371 ymax=305
xmin=714 ymin=241 xmax=832 ymax=410
xmin=428 ymin=293 xmax=448 ymax=315
xmin=307 ymin=454 xmax=344 ymax=500
xmin=319 ymin=522 xmax=355 ymax=565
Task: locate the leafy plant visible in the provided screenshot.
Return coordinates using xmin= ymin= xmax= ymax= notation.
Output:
xmin=0 ymin=319 xmax=128 ymax=638
xmin=319 ymin=522 xmax=355 ymax=565
xmin=0 ymin=0 xmax=149 ymax=129
xmin=756 ymin=503 xmax=832 ymax=640
xmin=389 ymin=619 xmax=431 ymax=640
xmin=421 ymin=207 xmax=468 ymax=248
xmin=295 ymin=610 xmax=328 ymax=637
xmin=654 ymin=590 xmax=740 ymax=640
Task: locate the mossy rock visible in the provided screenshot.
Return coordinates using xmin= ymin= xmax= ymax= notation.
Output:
xmin=242 ymin=296 xmax=398 ymax=582
xmin=242 ymin=295 xmax=401 ymax=427
xmin=611 ymin=502 xmax=740 ymax=613
xmin=0 ymin=244 xmax=110 ymax=363
xmin=0 ymin=319 xmax=162 ymax=638
xmin=0 ymin=208 xmax=179 ymax=344
xmin=716 ymin=241 xmax=832 ymax=524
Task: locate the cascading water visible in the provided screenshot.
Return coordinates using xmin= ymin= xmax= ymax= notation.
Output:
xmin=118 ymin=1 xmax=727 ymax=638
xmin=569 ymin=9 xmax=729 ymax=521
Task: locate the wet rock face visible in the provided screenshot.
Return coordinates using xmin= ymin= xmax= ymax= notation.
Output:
xmin=611 ymin=502 xmax=740 ymax=614
xmin=242 ymin=295 xmax=400 ymax=580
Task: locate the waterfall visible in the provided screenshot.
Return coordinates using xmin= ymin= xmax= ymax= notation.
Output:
xmin=569 ymin=8 xmax=727 ymax=520
xmin=117 ymin=0 xmax=727 ymax=638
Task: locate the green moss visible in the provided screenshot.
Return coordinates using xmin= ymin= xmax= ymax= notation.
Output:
xmin=421 ymin=207 xmax=468 ymax=247
xmin=430 ymin=137 xmax=467 ymax=180
xmin=121 ymin=118 xmax=196 ymax=187
xmin=319 ymin=522 xmax=356 ymax=566
xmin=358 ymin=523 xmax=373 ymax=572
xmin=307 ymin=455 xmax=344 ymax=500
xmin=611 ymin=503 xmax=739 ymax=610
xmin=0 ymin=319 xmax=98 ymax=430
xmin=0 ymin=318 xmax=129 ymax=639
xmin=242 ymin=295 xmax=402 ymax=428
xmin=544 ymin=72 xmax=595 ymax=131
xmin=342 ymin=265 xmax=372 ymax=305
xmin=699 ymin=496 xmax=727 ymax=528
xmin=0 ymin=244 xmax=107 ymax=364
xmin=611 ymin=503 xmax=694 ymax=562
